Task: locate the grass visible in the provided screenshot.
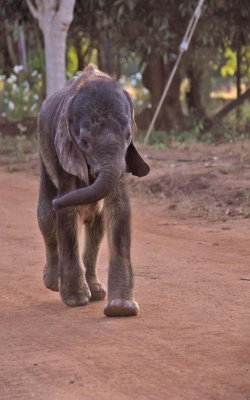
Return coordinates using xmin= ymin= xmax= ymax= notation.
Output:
xmin=137 ymin=100 xmax=250 ymax=149
xmin=0 ymin=133 xmax=38 ymax=162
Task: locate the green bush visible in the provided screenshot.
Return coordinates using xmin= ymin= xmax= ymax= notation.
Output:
xmin=0 ymin=66 xmax=44 ymax=121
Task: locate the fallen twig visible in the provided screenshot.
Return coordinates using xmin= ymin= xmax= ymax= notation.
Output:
xmin=145 ymin=155 xmax=201 ymax=162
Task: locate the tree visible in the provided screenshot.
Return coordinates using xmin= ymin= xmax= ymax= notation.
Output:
xmin=72 ymin=0 xmax=185 ymax=129
xmin=71 ymin=0 xmax=130 ymax=77
xmin=122 ymin=0 xmax=192 ymax=130
xmin=196 ymin=1 xmax=250 ymax=133
xmin=26 ymin=0 xmax=75 ymax=97
xmin=0 ymin=0 xmax=32 ymax=75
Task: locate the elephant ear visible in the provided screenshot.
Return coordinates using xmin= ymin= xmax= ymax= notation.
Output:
xmin=126 ymin=143 xmax=150 ymax=177
xmin=123 ymin=89 xmax=150 ymax=177
xmin=54 ymin=96 xmax=89 ymax=185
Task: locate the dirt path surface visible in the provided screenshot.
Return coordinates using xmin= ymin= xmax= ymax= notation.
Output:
xmin=1 ymin=145 xmax=250 ymax=399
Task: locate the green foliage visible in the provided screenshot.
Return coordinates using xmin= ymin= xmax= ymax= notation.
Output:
xmin=182 ymin=123 xmax=204 ymax=141
xmin=66 ymin=37 xmax=98 ymax=75
xmin=147 ymin=130 xmax=170 ymax=147
xmin=139 ymin=126 xmax=203 ymax=148
xmin=220 ymin=48 xmax=236 ymax=77
xmin=222 ymin=103 xmax=250 ymax=140
xmin=195 ymin=0 xmax=250 ymax=48
xmin=212 ymin=45 xmax=250 ymax=79
xmin=78 ymin=0 xmax=250 ymax=63
xmin=28 ymin=46 xmax=45 ymax=76
xmin=0 ymin=133 xmax=37 ymax=161
xmin=0 ymin=67 xmax=44 ymax=121
xmin=74 ymin=0 xmax=177 ymax=61
xmin=0 ymin=0 xmax=31 ymax=22
xmin=139 ymin=100 xmax=250 ymax=146
xmin=67 ymin=46 xmax=79 ymax=74
xmin=241 ymin=46 xmax=250 ymax=79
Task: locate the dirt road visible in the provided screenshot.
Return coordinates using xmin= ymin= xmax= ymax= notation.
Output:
xmin=0 ymin=167 xmax=250 ymax=400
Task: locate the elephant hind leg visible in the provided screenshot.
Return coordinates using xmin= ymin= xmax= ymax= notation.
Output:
xmin=37 ymin=159 xmax=59 ymax=291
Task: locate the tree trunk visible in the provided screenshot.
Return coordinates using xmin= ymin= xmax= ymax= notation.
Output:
xmin=236 ymin=41 xmax=242 ymax=120
xmin=236 ymin=46 xmax=241 ymax=99
xmin=137 ymin=56 xmax=184 ymax=131
xmin=97 ymin=41 xmax=121 ymax=79
xmin=143 ymin=56 xmax=164 ymax=114
xmin=26 ymin=0 xmax=75 ymax=98
xmin=184 ymin=47 xmax=213 ymax=124
xmin=16 ymin=21 xmax=28 ymax=71
xmin=162 ymin=60 xmax=184 ymax=129
xmin=4 ymin=20 xmax=18 ymax=68
xmin=186 ymin=67 xmax=207 ymax=119
xmin=43 ymin=0 xmax=75 ymax=97
xmin=43 ymin=17 xmax=68 ymax=97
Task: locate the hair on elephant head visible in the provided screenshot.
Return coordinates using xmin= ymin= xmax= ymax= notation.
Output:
xmin=50 ymin=64 xmax=150 ymax=210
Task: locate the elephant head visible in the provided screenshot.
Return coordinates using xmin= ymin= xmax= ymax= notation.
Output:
xmin=52 ymin=65 xmax=150 ymax=210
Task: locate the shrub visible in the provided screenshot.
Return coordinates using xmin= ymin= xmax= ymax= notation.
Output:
xmin=0 ymin=66 xmax=44 ymax=121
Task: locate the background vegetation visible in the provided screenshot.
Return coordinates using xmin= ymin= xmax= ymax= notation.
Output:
xmin=0 ymin=0 xmax=250 ymax=150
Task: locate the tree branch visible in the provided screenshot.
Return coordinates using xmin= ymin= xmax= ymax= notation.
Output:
xmin=26 ymin=0 xmax=39 ymax=19
xmin=4 ymin=20 xmax=18 ymax=67
xmin=213 ymin=88 xmax=250 ymax=122
xmin=26 ymin=0 xmax=44 ymax=31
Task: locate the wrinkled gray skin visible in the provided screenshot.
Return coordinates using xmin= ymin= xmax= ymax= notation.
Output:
xmin=37 ymin=64 xmax=150 ymax=317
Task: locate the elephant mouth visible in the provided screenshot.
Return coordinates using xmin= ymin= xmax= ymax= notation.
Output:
xmin=90 ymin=167 xmax=100 ymax=180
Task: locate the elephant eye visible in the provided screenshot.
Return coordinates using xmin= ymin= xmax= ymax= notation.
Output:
xmin=79 ymin=138 xmax=89 ymax=150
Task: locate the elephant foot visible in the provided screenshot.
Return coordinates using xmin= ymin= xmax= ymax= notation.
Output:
xmin=43 ymin=265 xmax=59 ymax=292
xmin=104 ymin=299 xmax=139 ymax=317
xmin=89 ymin=282 xmax=106 ymax=301
xmin=60 ymin=287 xmax=91 ymax=307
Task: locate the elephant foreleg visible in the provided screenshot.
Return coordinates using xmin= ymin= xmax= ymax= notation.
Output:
xmin=56 ymin=173 xmax=90 ymax=306
xmin=56 ymin=205 xmax=91 ymax=307
xmin=37 ymin=160 xmax=59 ymax=291
xmin=103 ymin=178 xmax=139 ymax=317
xmin=83 ymin=211 xmax=106 ymax=301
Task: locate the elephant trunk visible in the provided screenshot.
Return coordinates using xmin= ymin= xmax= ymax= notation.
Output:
xmin=52 ymin=168 xmax=121 ymax=210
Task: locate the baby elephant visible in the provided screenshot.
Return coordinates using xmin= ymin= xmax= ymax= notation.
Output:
xmin=37 ymin=64 xmax=150 ymax=316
